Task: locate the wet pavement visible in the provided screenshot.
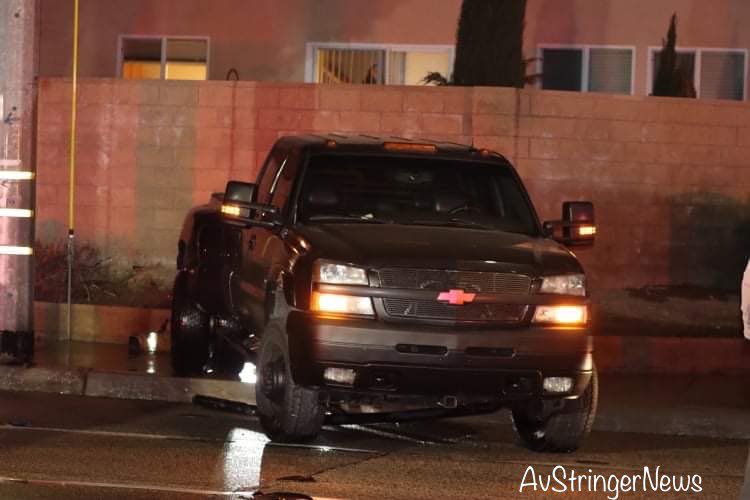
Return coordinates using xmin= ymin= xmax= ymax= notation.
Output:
xmin=33 ymin=340 xmax=173 ymax=376
xmin=12 ymin=340 xmax=749 ymax=441
xmin=0 ymin=391 xmax=746 ymax=499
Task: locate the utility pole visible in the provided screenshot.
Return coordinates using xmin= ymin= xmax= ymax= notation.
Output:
xmin=0 ymin=0 xmax=38 ymax=364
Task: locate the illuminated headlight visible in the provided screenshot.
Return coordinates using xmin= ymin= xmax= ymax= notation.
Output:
xmin=543 ymin=377 xmax=573 ymax=394
xmin=316 ymin=260 xmax=369 ymax=285
xmin=312 ymin=292 xmax=374 ymax=316
xmin=533 ymin=305 xmax=587 ymax=325
xmin=324 ymin=367 xmax=356 ymax=386
xmin=540 ymin=274 xmax=586 ymax=296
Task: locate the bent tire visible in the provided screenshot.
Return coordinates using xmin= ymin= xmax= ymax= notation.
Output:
xmin=512 ymin=366 xmax=598 ymax=453
xmin=256 ymin=318 xmax=324 ymax=442
xmin=170 ymin=274 xmax=210 ymax=377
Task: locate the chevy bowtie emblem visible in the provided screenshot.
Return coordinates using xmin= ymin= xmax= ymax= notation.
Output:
xmin=437 ymin=289 xmax=476 ymax=305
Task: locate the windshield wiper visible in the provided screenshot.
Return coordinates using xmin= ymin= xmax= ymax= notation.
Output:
xmin=307 ymin=214 xmax=394 ymax=224
xmin=406 ymin=218 xmax=494 ymax=230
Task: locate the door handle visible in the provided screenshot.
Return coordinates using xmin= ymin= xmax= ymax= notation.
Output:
xmin=248 ymin=234 xmax=256 ymax=251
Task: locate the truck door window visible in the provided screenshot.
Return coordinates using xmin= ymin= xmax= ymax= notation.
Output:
xmin=256 ymin=148 xmax=287 ymax=204
xmin=269 ymin=149 xmax=301 ymax=215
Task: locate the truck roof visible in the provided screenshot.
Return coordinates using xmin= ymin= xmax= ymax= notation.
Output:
xmin=275 ymin=134 xmax=509 ymax=161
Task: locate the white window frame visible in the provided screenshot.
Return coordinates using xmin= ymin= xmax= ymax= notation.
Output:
xmin=646 ymin=46 xmax=748 ymax=100
xmin=304 ymin=42 xmax=455 ymax=85
xmin=116 ymin=35 xmax=211 ymax=79
xmin=536 ymin=44 xmax=636 ymax=95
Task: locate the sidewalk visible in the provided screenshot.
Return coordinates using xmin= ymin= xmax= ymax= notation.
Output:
xmin=0 ymin=340 xmax=255 ymax=405
xmin=0 ymin=340 xmax=747 ymax=440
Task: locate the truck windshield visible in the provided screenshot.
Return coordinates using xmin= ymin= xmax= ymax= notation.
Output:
xmin=296 ymin=154 xmax=539 ymax=235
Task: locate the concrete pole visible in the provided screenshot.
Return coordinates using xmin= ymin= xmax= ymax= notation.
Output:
xmin=0 ymin=0 xmax=38 ymax=363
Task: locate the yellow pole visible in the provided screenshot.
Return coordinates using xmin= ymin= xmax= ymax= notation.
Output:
xmin=66 ymin=0 xmax=80 ymax=340
xmin=68 ymin=0 xmax=79 ymax=229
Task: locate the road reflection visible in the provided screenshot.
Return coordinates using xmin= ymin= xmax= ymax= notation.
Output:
xmin=221 ymin=427 xmax=269 ymax=492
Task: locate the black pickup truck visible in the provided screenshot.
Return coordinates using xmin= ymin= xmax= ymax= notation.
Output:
xmin=171 ymin=134 xmax=597 ymax=452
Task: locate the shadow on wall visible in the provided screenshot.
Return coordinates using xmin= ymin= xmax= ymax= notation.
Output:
xmin=668 ymin=192 xmax=750 ymax=291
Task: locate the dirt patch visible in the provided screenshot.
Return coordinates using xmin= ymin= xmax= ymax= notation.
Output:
xmin=34 ymin=241 xmax=172 ymax=309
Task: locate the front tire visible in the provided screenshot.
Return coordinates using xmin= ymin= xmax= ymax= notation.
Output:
xmin=255 ymin=318 xmax=324 ymax=442
xmin=512 ymin=366 xmax=598 ymax=453
xmin=170 ymin=274 xmax=210 ymax=377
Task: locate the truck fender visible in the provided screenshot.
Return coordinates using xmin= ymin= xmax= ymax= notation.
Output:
xmin=266 ymin=269 xmax=294 ymax=321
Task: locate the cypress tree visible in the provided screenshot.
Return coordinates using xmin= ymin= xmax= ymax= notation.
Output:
xmin=653 ymin=14 xmax=696 ymax=98
xmin=452 ymin=0 xmax=527 ymax=87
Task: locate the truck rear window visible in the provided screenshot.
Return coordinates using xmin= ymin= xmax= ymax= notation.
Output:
xmin=297 ymin=154 xmax=539 ymax=236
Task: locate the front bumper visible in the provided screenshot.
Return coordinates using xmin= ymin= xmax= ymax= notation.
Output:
xmin=287 ymin=311 xmax=592 ymax=401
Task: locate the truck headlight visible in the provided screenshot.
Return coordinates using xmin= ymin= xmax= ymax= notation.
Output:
xmin=533 ymin=305 xmax=587 ymax=325
xmin=311 ymin=292 xmax=375 ymax=316
xmin=315 ymin=260 xmax=369 ymax=285
xmin=540 ymin=274 xmax=586 ymax=296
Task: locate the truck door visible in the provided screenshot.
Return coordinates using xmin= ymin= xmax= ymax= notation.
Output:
xmin=229 ymin=147 xmax=288 ymax=331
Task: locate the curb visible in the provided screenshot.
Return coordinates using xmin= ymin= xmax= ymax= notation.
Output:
xmin=0 ymin=366 xmax=87 ymax=395
xmin=0 ymin=365 xmax=254 ymax=405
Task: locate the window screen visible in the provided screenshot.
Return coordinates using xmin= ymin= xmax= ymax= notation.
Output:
xmin=315 ymin=48 xmax=385 ymax=84
xmin=588 ymin=48 xmax=633 ymax=94
xmin=541 ymin=48 xmax=583 ymax=91
xmin=700 ymin=51 xmax=745 ymax=100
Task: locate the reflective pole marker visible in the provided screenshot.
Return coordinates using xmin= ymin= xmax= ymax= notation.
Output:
xmin=0 ymin=171 xmax=33 ymax=180
xmin=0 ymin=208 xmax=33 ymax=218
xmin=0 ymin=246 xmax=33 ymax=256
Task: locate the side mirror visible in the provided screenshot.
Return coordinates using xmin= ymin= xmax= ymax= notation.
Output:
xmin=221 ymin=181 xmax=280 ymax=228
xmin=225 ymin=181 xmax=256 ymax=204
xmin=543 ymin=201 xmax=596 ymax=246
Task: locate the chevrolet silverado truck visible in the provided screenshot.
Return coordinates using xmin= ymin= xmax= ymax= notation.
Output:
xmin=171 ymin=134 xmax=598 ymax=452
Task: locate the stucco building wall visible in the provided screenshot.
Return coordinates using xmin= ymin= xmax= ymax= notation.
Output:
xmin=38 ymin=0 xmax=750 ymax=97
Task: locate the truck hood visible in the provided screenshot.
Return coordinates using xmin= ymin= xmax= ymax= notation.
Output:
xmin=293 ymin=223 xmax=583 ymax=277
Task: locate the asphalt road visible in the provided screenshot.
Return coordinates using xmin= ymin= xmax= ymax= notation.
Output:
xmin=0 ymin=391 xmax=746 ymax=499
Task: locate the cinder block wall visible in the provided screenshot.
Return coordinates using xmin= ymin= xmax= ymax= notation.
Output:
xmin=36 ymin=78 xmax=750 ymax=290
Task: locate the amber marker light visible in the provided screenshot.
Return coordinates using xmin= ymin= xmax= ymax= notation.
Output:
xmin=533 ymin=305 xmax=587 ymax=325
xmin=221 ymin=204 xmax=242 ymax=217
xmin=578 ymin=225 xmax=597 ymax=236
xmin=383 ymin=142 xmax=437 ymax=153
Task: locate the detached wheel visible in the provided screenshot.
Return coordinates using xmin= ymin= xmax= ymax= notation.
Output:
xmin=256 ymin=318 xmax=324 ymax=442
xmin=170 ymin=274 xmax=210 ymax=377
xmin=512 ymin=366 xmax=598 ymax=453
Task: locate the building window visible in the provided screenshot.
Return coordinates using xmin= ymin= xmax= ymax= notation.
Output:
xmin=306 ymin=43 xmax=453 ymax=85
xmin=539 ymin=45 xmax=634 ymax=95
xmin=119 ymin=36 xmax=209 ymax=80
xmin=649 ymin=48 xmax=746 ymax=100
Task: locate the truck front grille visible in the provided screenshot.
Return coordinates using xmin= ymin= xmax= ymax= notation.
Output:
xmin=383 ymin=298 xmax=528 ymax=324
xmin=378 ymin=268 xmax=532 ymax=294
